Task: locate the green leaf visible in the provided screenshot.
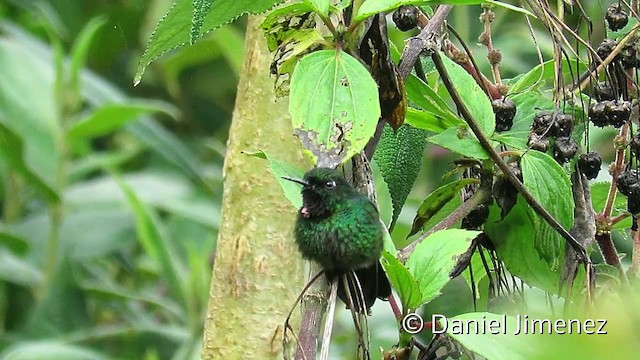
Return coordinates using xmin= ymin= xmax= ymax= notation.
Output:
xmin=0 ymin=249 xmax=43 ymax=286
xmin=68 ymin=17 xmax=106 ymax=101
xmin=404 ymin=108 xmax=451 ymax=133
xmin=485 ymin=198 xmax=563 ymax=294
xmin=305 ymin=0 xmax=330 ymax=15
xmin=508 ymin=59 xmax=589 ymax=94
xmin=409 ymin=178 xmax=479 ymax=236
xmin=0 ymin=342 xmax=107 ymax=360
xmin=445 ymin=313 xmax=540 ymax=360
xmin=380 ymin=251 xmax=422 ymax=310
xmin=355 ymin=1 xmax=485 ymax=22
xmin=260 ymin=2 xmax=316 ymax=51
xmin=521 ymin=151 xmax=574 ymax=267
xmin=67 ymin=100 xmax=179 ymax=141
xmin=0 ymin=39 xmax=61 ymax=202
xmin=439 ymin=53 xmax=495 ymax=136
xmin=405 ymin=74 xmax=463 ymax=127
xmin=428 ymin=127 xmax=490 ymax=159
xmin=0 ymin=230 xmax=29 ymax=254
xmin=0 ymin=122 xmax=59 ymax=202
xmin=115 ymin=174 xmax=189 ymax=309
xmin=135 ymin=0 xmax=284 ymax=84
xmin=191 ymin=0 xmax=214 ymax=44
xmin=243 ymin=151 xmax=306 ymax=209
xmin=374 ymin=124 xmax=428 ymax=230
xmin=406 ymin=229 xmax=478 ymax=304
xmin=289 ymin=50 xmax=380 ymax=167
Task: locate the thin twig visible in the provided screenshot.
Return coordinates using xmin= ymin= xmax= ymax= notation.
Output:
xmin=318 ymin=279 xmax=338 ymax=360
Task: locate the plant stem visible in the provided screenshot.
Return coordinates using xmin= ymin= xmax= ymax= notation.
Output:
xmin=595 ymin=233 xmax=624 ymax=273
xmin=430 ymin=50 xmax=589 ymax=264
xmin=397 ymin=5 xmax=453 ymax=80
xmin=399 ymin=187 xmax=490 ymax=261
xmin=632 ymin=217 xmax=640 ymax=276
xmin=3 ymin=171 xmax=23 ymax=224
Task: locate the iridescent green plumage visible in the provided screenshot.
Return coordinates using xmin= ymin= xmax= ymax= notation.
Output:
xmin=286 ymin=167 xmax=390 ymax=312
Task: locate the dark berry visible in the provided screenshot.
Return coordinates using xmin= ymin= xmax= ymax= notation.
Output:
xmin=631 ymin=132 xmax=640 ymax=157
xmin=606 ymin=100 xmax=631 ymax=127
xmin=492 ymin=162 xmax=522 ymax=219
xmin=621 ymin=41 xmax=640 ymax=69
xmin=528 ymin=133 xmax=549 ymax=152
xmin=531 ymin=111 xmax=554 ymax=135
xmin=552 ymin=113 xmax=574 ymax=137
xmin=578 ymin=151 xmax=602 ymax=180
xmin=553 ymin=137 xmax=578 ymax=163
xmin=593 ymin=81 xmax=615 ymax=101
xmin=606 ymin=4 xmax=629 ymax=32
xmin=596 ymin=39 xmax=618 ymax=61
xmin=589 ymin=101 xmax=609 ymax=127
xmin=462 ymin=204 xmax=490 ymax=229
xmin=492 ymin=98 xmax=516 ymax=132
xmin=392 ymin=5 xmax=418 ymax=32
xmin=617 ymin=169 xmax=640 ymax=196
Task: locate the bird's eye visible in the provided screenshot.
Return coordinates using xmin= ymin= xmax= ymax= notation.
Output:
xmin=325 ymin=180 xmax=336 ymax=189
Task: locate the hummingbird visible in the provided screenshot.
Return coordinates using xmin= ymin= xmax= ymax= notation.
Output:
xmin=283 ymin=167 xmax=391 ymax=313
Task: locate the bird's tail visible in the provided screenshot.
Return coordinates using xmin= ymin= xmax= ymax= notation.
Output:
xmin=327 ymin=261 xmax=391 ymax=314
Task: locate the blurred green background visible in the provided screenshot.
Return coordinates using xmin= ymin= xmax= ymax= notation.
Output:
xmin=0 ymin=0 xmax=631 ymax=359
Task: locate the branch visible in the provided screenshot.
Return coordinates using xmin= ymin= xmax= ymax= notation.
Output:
xmin=399 ymin=187 xmax=490 ymax=261
xmin=429 ymin=50 xmax=590 ymax=264
xmin=397 ymin=5 xmax=453 ymax=80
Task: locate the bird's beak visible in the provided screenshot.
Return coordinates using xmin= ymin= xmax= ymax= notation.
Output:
xmin=281 ymin=176 xmax=309 ymax=187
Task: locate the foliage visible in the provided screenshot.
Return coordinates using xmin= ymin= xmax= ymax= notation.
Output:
xmin=0 ymin=1 xmax=230 ymax=358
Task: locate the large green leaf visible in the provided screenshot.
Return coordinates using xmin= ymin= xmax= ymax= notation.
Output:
xmin=374 ymin=124 xmax=428 ymax=230
xmin=289 ymin=50 xmax=380 ymax=167
xmin=0 ymin=249 xmax=43 ymax=286
xmin=406 ymin=229 xmax=478 ymax=304
xmin=67 ymin=100 xmax=179 ymax=141
xmin=0 ymin=39 xmax=60 ymax=202
xmin=405 ymin=74 xmax=463 ymax=128
xmin=445 ymin=313 xmax=540 ymax=360
xmin=191 ymin=0 xmax=214 ymax=44
xmin=380 ymin=251 xmax=422 ymax=310
xmin=428 ymin=127 xmax=490 ymax=159
xmin=355 ymin=1 xmax=533 ymax=22
xmin=244 ymin=151 xmax=306 ymax=209
xmin=135 ymin=0 xmax=284 ymax=84
xmin=521 ymin=151 xmax=574 ymax=267
xmin=439 ymin=53 xmax=495 ymax=136
xmin=409 ymin=178 xmax=479 ymax=236
xmin=0 ymin=342 xmax=107 ymax=360
xmin=485 ymin=199 xmax=563 ymax=294
xmin=0 ymin=122 xmax=59 ymax=202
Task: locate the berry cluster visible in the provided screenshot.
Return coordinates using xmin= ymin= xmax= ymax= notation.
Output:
xmin=528 ymin=111 xmax=577 ymax=163
xmin=588 ymin=99 xmax=631 ymax=128
xmin=492 ymin=98 xmax=516 ymax=132
xmin=618 ymin=169 xmax=640 ymax=214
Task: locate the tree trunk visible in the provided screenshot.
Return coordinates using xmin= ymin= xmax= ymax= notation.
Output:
xmin=202 ymin=16 xmax=310 ymax=359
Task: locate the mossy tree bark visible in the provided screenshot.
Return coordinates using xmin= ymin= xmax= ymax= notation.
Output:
xmin=201 ymin=16 xmax=310 ymax=359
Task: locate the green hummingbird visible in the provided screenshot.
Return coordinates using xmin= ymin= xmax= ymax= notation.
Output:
xmin=283 ymin=167 xmax=390 ymax=313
